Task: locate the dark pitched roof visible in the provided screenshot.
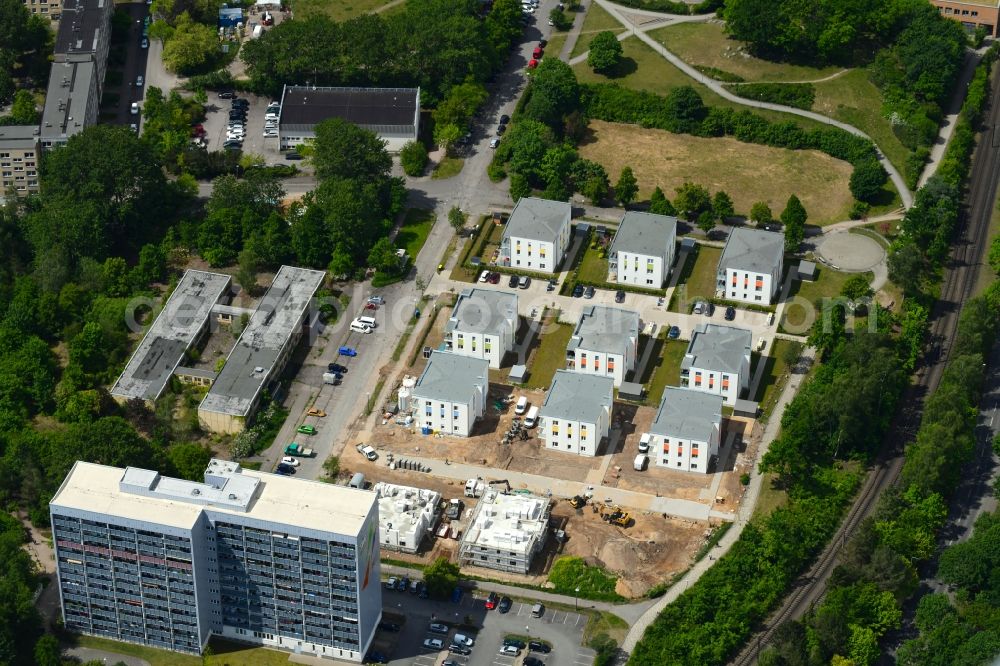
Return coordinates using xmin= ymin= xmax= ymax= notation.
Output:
xmin=279 ymin=86 xmax=419 ymax=129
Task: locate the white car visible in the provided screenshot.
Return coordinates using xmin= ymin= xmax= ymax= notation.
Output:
xmin=423 ymin=639 xmax=444 ymax=650
xmin=136 ymin=75 xmax=143 ymax=87
xmin=280 ymin=456 xmax=300 ymax=467
xmin=368 ymin=295 xmax=385 ymax=305
xmin=130 ymin=102 xmax=140 ymax=115
xmin=489 ymin=138 xmax=500 ymax=149
xmin=360 ymin=445 xmax=378 ymax=461
xmin=350 ymin=320 xmax=373 ymax=334
xmin=499 ymin=645 xmax=520 ymax=656
xmin=452 ymin=633 xmax=475 ymax=647
xmin=479 ymin=270 xmax=489 ymax=283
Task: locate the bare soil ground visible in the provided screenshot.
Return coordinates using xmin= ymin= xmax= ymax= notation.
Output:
xmin=578 ymin=120 xmax=855 ymax=225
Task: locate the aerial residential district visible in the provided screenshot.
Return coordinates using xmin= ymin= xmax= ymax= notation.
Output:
xmin=1 ymin=0 xmax=1000 ymax=665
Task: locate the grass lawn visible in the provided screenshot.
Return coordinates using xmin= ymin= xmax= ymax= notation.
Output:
xmin=780 ymin=268 xmax=873 ymax=334
xmin=576 ymin=244 xmax=610 ymax=283
xmin=525 ymin=319 xmax=574 ymax=389
xmin=752 ymin=472 xmax=789 ymax=520
xmin=583 ymin=610 xmax=629 ymax=645
xmin=641 ymin=336 xmax=687 ymax=405
xmin=579 ymin=120 xmax=855 ymax=225
xmin=74 ymin=635 xmax=294 ymax=666
xmin=753 ymin=338 xmax=803 ymax=419
xmin=669 ymin=245 xmax=721 ymax=312
xmin=432 ymin=156 xmax=464 ymax=179
xmin=291 ymin=0 xmax=395 ymax=21
xmin=395 ymin=208 xmax=435 ymax=260
xmin=546 ymin=31 xmax=569 ymax=61
xmin=548 ymin=556 xmax=624 ymax=601
xmin=975 ymin=195 xmax=1000 ymax=295
xmin=570 ymin=2 xmax=626 ymax=58
xmin=649 ymin=22 xmax=842 ymax=83
xmin=812 ymin=69 xmax=910 ymax=176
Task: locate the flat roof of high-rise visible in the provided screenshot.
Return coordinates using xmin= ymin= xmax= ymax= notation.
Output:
xmin=199 ymin=265 xmax=324 ymax=418
xmin=54 ymin=0 xmax=109 ymax=57
xmin=110 ymin=270 xmax=231 ymax=403
xmin=40 ymin=59 xmax=96 ymax=143
xmin=50 ymin=459 xmax=375 ymax=535
xmin=0 ymin=125 xmax=41 ymax=150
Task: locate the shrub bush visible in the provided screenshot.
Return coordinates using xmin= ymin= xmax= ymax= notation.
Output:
xmin=725 ymin=82 xmax=815 ymax=110
xmin=400 ymin=141 xmax=429 ymax=177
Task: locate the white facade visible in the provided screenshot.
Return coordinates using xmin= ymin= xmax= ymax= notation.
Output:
xmin=647 ymin=388 xmax=723 ymax=474
xmin=721 ymin=267 xmax=779 ymax=305
xmin=458 ymin=489 xmax=549 ymax=573
xmin=608 ymin=211 xmax=677 ymax=288
xmin=716 ymin=227 xmax=785 ymax=305
xmin=682 ymin=324 xmax=752 ymax=406
xmin=410 ymin=352 xmax=488 ymax=437
xmin=447 ymin=289 xmax=517 ymax=369
xmin=538 ymin=371 xmax=614 ymax=457
xmin=499 ymin=197 xmax=572 ymax=274
xmin=566 ymin=306 xmax=640 ymax=388
xmin=372 ymin=482 xmax=441 ymax=553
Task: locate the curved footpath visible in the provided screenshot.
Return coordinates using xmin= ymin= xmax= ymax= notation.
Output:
xmin=591 ymin=0 xmax=914 ymax=209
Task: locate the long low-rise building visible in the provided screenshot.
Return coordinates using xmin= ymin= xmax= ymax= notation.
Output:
xmin=278 ymin=85 xmax=420 ymax=152
xmin=111 ymin=270 xmax=232 ymax=405
xmin=372 ymin=482 xmax=441 ymax=554
xmin=50 ymin=459 xmax=382 ymax=661
xmin=198 ymin=266 xmax=325 ymax=433
xmin=458 ymin=489 xmax=550 ymax=574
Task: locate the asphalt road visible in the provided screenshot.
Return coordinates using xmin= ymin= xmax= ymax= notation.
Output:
xmin=106 ymin=3 xmax=151 ymax=128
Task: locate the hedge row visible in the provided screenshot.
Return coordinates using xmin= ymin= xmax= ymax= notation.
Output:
xmin=724 ymin=82 xmax=816 ymax=110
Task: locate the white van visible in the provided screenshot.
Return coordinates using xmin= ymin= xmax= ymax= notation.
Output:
xmin=638 ymin=433 xmax=650 ymax=454
xmin=633 ymin=454 xmax=648 ymax=471
xmin=515 ymin=396 xmax=529 ymax=415
xmin=524 ymin=405 xmax=539 ymax=428
xmin=357 ymin=315 xmax=377 ymax=328
xmin=350 ymin=320 xmax=373 ymax=334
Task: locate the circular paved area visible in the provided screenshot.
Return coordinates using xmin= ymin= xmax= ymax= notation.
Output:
xmin=816 ymin=231 xmax=885 ymax=272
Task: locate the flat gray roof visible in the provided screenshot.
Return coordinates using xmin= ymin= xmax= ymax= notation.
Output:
xmin=610 ymin=211 xmax=676 ymax=264
xmin=279 ymin=85 xmax=419 ymax=135
xmin=446 ymin=288 xmax=517 ymax=336
xmin=649 ymin=387 xmax=722 ymax=440
xmin=540 ymin=370 xmax=614 ymax=423
xmin=0 ymin=125 xmax=40 ymax=149
xmin=412 ymin=351 xmax=489 ymax=404
xmin=503 ymin=197 xmax=571 ymax=245
xmin=54 ymin=0 xmax=109 ymax=57
xmin=40 ymin=59 xmax=96 ymax=143
xmin=682 ymin=324 xmax=752 ymax=376
xmin=110 ymin=270 xmax=231 ymax=402
xmin=200 ymin=266 xmax=324 ymax=418
xmin=718 ymin=227 xmax=784 ymax=275
xmin=567 ymin=305 xmax=639 ymax=357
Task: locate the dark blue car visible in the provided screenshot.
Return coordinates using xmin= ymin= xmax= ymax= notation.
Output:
xmin=338 ymin=346 xmax=357 ymax=357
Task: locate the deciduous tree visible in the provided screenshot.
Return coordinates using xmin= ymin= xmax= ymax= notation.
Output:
xmin=588 ymin=31 xmax=623 ymax=72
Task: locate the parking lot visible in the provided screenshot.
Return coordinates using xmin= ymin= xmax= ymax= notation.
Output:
xmin=201 ymin=91 xmax=287 ymax=159
xmin=376 ymin=582 xmax=594 ymax=666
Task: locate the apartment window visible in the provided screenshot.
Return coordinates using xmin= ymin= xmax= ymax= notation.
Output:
xmin=646 ymin=260 xmax=654 ymax=274
xmin=694 ymin=372 xmax=702 ymax=387
xmin=539 ymin=247 xmax=546 ymax=257
xmin=731 ymin=292 xmax=736 ymax=298
xmin=527 ymin=243 xmax=532 ymax=256
xmin=755 ymin=295 xmax=762 ymax=301
xmin=580 ymin=425 xmax=587 ymax=436
xmin=593 ymin=356 xmax=600 ymax=371
xmin=972 ymin=10 xmax=978 ymax=16
xmin=484 ymin=341 xmax=491 ymax=353
xmin=579 ymin=353 xmax=587 ymax=368
xmin=646 ymin=279 xmax=653 ymax=285
xmin=677 ymin=462 xmax=682 ymax=467
xmin=607 ymin=358 xmax=615 ymax=371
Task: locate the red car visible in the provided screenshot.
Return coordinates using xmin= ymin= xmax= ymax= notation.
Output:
xmin=532 ymin=47 xmax=543 ymax=59
xmin=365 ymin=302 xmax=378 ymax=310
xmin=485 ymin=591 xmax=499 ymax=610
xmin=528 ymin=59 xmax=539 ymax=69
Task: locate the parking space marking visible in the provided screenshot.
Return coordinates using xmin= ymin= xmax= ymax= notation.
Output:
xmin=515 ymin=603 xmax=527 ymax=616
xmin=550 ymin=610 xmax=562 ymax=624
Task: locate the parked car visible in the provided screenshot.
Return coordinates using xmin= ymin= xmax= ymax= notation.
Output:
xmin=140 ymin=37 xmax=148 ymax=48
xmin=423 ymin=639 xmax=444 ymax=650
xmin=307 ymin=407 xmax=326 ymax=417
xmin=338 ymin=346 xmax=358 ymax=357
xmin=280 ymin=456 xmax=299 ymax=467
xmin=360 ymin=445 xmax=378 ymax=461
xmin=499 ymin=113 xmax=510 ymax=124
xmin=693 ymin=301 xmax=704 ymax=315
xmin=584 ymin=285 xmax=596 ymax=299
xmin=428 ymin=623 xmax=449 ymax=634
xmin=500 ymin=645 xmax=521 ymax=656
xmin=135 ymin=75 xmax=143 ymax=87
xmin=397 ymin=576 xmax=409 ymax=591
xmin=529 ymin=641 xmax=552 ymax=653
xmin=451 ymin=586 xmax=463 ymax=603
xmin=378 ymin=621 xmax=400 ymax=632
xmin=276 ymin=463 xmax=295 ymax=474
xmin=285 ymin=152 xmax=303 ymax=160
xmin=725 ymin=306 xmax=736 ymax=321
xmin=668 ymin=325 xmax=680 ymax=339
xmin=328 ymin=363 xmax=348 ymax=373
xmin=222 ymin=140 xmax=242 ymax=149
xmin=518 ymin=275 xmax=531 ymax=289
xmin=129 ymin=123 xmax=138 ymax=132
xmin=368 ymin=295 xmax=385 ymax=305
xmin=524 ymin=657 xmax=545 ymax=666
xmin=452 ymin=633 xmax=475 ymax=647
xmin=615 ymin=289 xmax=625 ymax=303
xmin=527 ymin=58 xmax=539 ymax=68
xmin=297 ymin=425 xmax=316 ymax=435
xmin=488 ymin=271 xmax=501 ymax=284
xmin=572 ymin=284 xmax=584 ymax=298
xmin=130 ymin=102 xmax=140 ymax=115
xmin=367 ymin=651 xmax=389 ymax=664
xmin=489 ymin=137 xmax=500 ymax=149
xmin=218 ymin=91 xmax=235 ymax=99
xmin=485 ymin=592 xmax=499 ymax=610
xmin=547 ymin=279 xmax=556 ymax=292
xmin=497 ymin=123 xmax=506 ymax=135
xmin=504 ymin=638 xmax=526 ymax=649
xmin=449 ymin=645 xmax=471 ymax=655
xmin=508 ymin=274 xmax=519 ymax=288
xmin=498 ymin=596 xmax=512 ymax=613
xmin=479 ymin=270 xmax=490 ymax=283
xmin=384 ymin=577 xmax=398 ymax=590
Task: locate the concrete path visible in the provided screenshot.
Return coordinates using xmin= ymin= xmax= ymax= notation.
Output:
xmin=729 ymin=69 xmax=851 ymax=85
xmin=595 ymin=0 xmax=914 ymax=209
xmin=620 ymin=346 xmax=816 ymax=653
xmin=64 ymin=647 xmax=150 ymax=666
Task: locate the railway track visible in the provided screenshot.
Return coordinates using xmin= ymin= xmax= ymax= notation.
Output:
xmin=729 ymin=68 xmax=1000 ymax=666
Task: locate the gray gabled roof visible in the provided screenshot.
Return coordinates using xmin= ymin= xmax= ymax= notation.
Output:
xmin=567 ymin=305 xmax=639 ymax=357
xmin=412 ymin=351 xmax=488 ymax=404
xmin=446 ymin=288 xmax=517 ymax=336
xmin=718 ymin=227 xmax=784 ymax=275
xmin=649 ymin=387 xmax=722 ymax=440
xmin=540 ymin=371 xmax=614 ymax=423
xmin=682 ymin=324 xmax=751 ymax=375
xmin=609 ymin=211 xmax=677 ymax=264
xmin=503 ymin=197 xmax=571 ymax=245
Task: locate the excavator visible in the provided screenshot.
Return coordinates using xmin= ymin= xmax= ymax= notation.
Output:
xmin=597 ymin=503 xmax=632 ymax=528
xmin=569 ymin=495 xmax=587 ymax=509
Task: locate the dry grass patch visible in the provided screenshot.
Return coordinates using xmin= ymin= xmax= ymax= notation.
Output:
xmin=292 ymin=0 xmax=396 ymax=21
xmin=579 ymin=120 xmax=855 ymax=225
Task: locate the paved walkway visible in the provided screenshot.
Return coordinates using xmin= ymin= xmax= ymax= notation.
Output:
xmin=620 ymin=346 xmax=816 ymax=653
xmin=595 ymin=0 xmax=913 ymax=209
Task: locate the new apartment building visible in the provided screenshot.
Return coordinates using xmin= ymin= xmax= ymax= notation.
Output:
xmin=566 ymin=305 xmax=640 ymax=387
xmin=538 ymin=370 xmax=615 ymax=457
xmin=410 ymin=351 xmax=489 ymax=437
xmin=50 ymin=459 xmax=382 ymax=661
xmin=716 ymin=227 xmax=785 ymax=305
xmin=647 ymin=387 xmax=723 ymax=473
xmin=607 ymin=211 xmax=677 ymax=288
xmin=446 ymin=288 xmax=517 ymax=369
xmin=372 ymin=482 xmax=441 ymax=554
xmin=681 ymin=324 xmax=752 ymax=405
xmin=498 ymin=197 xmax=572 ymax=274
xmin=458 ymin=489 xmax=550 ymax=573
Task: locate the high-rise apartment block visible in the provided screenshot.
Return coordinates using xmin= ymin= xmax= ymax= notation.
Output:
xmin=50 ymin=459 xmax=382 ymax=661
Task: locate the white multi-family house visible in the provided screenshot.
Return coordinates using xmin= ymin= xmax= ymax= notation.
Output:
xmin=446 ymin=288 xmax=517 ymax=369
xmin=410 ymin=351 xmax=489 ymax=437
xmin=647 ymin=387 xmax=723 ymax=473
xmin=681 ymin=324 xmax=751 ymax=405
xmin=716 ymin=227 xmax=785 ymax=304
xmin=538 ymin=370 xmax=614 ymax=457
xmin=566 ymin=305 xmax=640 ymax=387
xmin=607 ymin=211 xmax=677 ymax=288
xmin=498 ymin=197 xmax=572 ymax=273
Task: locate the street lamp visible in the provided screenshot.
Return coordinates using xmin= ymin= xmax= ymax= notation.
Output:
xmin=575 ymin=587 xmax=580 ymax=610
